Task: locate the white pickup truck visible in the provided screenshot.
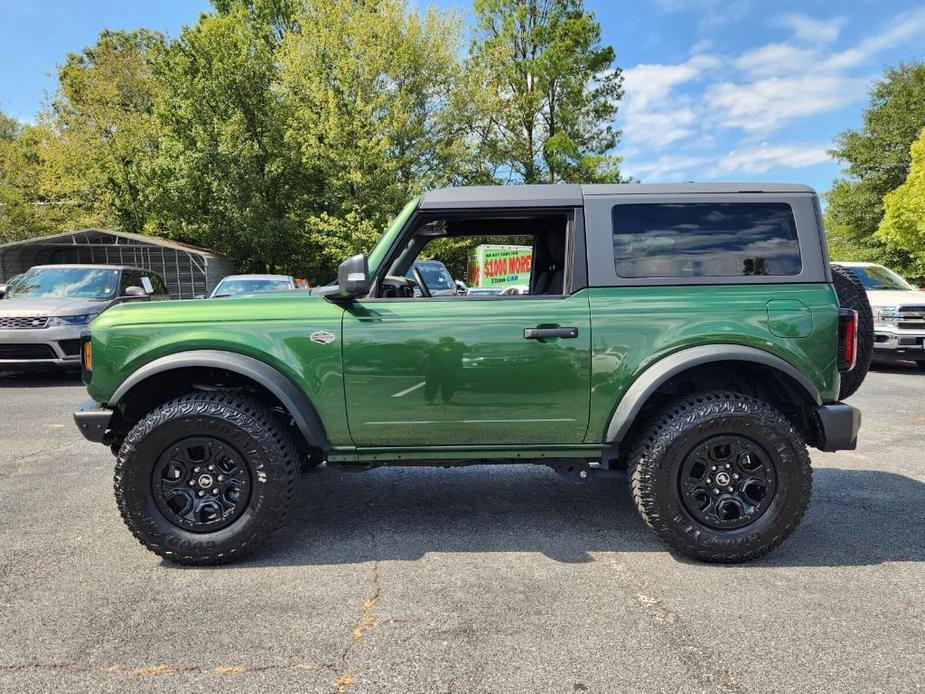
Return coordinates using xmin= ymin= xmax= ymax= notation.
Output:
xmin=835 ymin=262 xmax=925 ymax=368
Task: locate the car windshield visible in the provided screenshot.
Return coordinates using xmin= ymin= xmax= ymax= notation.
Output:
xmin=214 ymin=278 xmax=291 ymax=296
xmin=6 ymin=267 xmax=119 ymax=299
xmin=408 ymin=263 xmax=456 ymax=295
xmin=846 ymin=265 xmax=914 ymax=290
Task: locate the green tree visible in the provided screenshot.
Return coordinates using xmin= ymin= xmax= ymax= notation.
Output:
xmin=877 ymin=128 xmax=925 ymax=277
xmin=146 ymin=2 xmax=301 ymax=273
xmin=825 ymin=63 xmax=925 ymax=275
xmin=469 ymin=0 xmax=623 ymax=183
xmin=277 ymin=0 xmax=472 ymax=278
xmin=148 ymin=0 xmax=474 ymax=281
xmin=44 ymin=30 xmax=164 ymax=232
xmin=0 ymin=113 xmax=68 ymax=242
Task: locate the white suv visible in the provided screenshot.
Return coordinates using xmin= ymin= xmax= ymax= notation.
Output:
xmin=834 ymin=262 xmax=925 ymax=367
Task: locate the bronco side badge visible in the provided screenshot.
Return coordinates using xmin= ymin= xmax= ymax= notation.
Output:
xmin=310 ymin=330 xmax=336 ymax=345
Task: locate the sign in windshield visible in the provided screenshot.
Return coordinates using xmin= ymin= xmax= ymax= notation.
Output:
xmin=7 ymin=267 xmax=120 ymax=300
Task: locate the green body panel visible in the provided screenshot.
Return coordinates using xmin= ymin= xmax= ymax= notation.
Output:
xmin=86 ymin=293 xmax=352 ymax=446
xmin=767 ymin=299 xmax=814 ymax=338
xmin=367 ymin=197 xmax=419 ymax=277
xmin=585 ymin=283 xmax=840 ymax=443
xmin=340 ymin=293 xmax=592 ymax=446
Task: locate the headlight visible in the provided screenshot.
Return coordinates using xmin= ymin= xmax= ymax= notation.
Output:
xmin=47 ymin=313 xmax=98 ymax=326
xmin=873 ymin=306 xmax=901 ymax=324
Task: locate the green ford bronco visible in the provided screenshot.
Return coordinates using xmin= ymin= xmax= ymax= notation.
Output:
xmin=74 ymin=183 xmax=867 ymax=565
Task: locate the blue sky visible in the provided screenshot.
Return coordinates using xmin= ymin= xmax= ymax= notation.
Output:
xmin=2 ymin=0 xmax=924 ymax=194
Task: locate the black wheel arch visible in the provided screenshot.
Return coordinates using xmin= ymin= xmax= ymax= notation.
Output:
xmin=107 ymin=350 xmax=330 ymax=452
xmin=605 ymin=345 xmax=823 ymax=445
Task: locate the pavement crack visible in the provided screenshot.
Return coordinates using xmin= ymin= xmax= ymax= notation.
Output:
xmin=334 ymin=512 xmax=382 ymax=694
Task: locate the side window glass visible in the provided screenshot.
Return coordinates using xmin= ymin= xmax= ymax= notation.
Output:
xmin=120 ymin=270 xmax=141 ymax=293
xmin=143 ymin=273 xmax=168 ymax=295
xmin=612 ymin=203 xmax=802 ymax=278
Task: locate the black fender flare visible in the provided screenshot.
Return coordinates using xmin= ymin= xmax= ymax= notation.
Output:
xmin=604 ymin=344 xmax=822 ymax=443
xmin=108 ymin=350 xmax=330 ymax=451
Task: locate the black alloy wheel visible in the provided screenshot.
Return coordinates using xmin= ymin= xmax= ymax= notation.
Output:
xmin=153 ymin=437 xmax=251 ymax=533
xmin=678 ymin=435 xmax=777 ymax=530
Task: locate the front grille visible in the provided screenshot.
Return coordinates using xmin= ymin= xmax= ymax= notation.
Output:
xmin=0 ymin=344 xmax=56 ymax=360
xmin=58 ymin=339 xmax=81 ymax=356
xmin=0 ymin=315 xmax=50 ymax=329
xmin=898 ymin=322 xmax=925 ymax=331
xmin=899 ymin=305 xmax=925 ymax=313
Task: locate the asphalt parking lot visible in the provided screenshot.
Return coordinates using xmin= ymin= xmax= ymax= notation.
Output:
xmin=1 ymin=367 xmax=923 ymax=693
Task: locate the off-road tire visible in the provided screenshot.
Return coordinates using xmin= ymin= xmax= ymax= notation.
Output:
xmin=628 ymin=391 xmax=812 ymax=563
xmin=114 ymin=393 xmax=297 ymax=565
xmin=831 ymin=265 xmax=873 ymax=399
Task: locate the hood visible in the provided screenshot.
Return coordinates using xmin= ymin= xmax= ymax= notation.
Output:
xmin=92 ymin=291 xmax=339 ymax=330
xmin=0 ymin=296 xmax=107 ymax=317
xmin=865 ymin=289 xmax=925 ymax=308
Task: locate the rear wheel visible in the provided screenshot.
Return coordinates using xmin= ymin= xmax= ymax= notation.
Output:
xmin=114 ymin=393 xmax=297 ymax=565
xmin=628 ymin=392 xmax=812 ymax=563
xmin=831 ymin=265 xmax=873 ymax=399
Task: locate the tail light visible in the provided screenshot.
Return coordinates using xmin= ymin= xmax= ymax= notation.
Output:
xmin=837 ymin=308 xmax=858 ymax=372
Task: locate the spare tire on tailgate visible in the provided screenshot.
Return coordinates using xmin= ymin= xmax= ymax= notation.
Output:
xmin=831 ymin=265 xmax=873 ymax=399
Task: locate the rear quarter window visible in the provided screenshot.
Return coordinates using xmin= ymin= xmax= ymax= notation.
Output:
xmin=612 ymin=203 xmax=802 ymax=278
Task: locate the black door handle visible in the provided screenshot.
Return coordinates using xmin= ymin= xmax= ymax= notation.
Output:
xmin=523 ymin=327 xmax=579 ymax=340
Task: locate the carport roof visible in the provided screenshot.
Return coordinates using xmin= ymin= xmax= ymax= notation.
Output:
xmin=0 ymin=228 xmax=222 ymax=257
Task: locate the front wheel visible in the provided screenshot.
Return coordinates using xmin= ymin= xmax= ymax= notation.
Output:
xmin=114 ymin=393 xmax=297 ymax=565
xmin=628 ymin=392 xmax=812 ymax=563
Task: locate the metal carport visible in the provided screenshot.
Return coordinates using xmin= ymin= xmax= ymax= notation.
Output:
xmin=0 ymin=229 xmax=235 ymax=299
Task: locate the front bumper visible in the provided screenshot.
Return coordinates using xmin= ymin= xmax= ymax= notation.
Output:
xmin=74 ymin=399 xmax=113 ymax=443
xmin=0 ymin=324 xmax=85 ymax=368
xmin=873 ymin=328 xmax=925 ymax=362
xmin=815 ymin=403 xmax=861 ymax=452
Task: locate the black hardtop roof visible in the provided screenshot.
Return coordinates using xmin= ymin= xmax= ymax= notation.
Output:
xmin=419 ymin=183 xmax=816 ymax=209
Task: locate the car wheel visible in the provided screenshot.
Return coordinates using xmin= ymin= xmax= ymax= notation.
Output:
xmin=114 ymin=393 xmax=297 ymax=565
xmin=628 ymin=391 xmax=812 ymax=563
xmin=831 ymin=265 xmax=874 ymax=399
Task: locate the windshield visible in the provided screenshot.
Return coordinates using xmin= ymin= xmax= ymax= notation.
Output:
xmin=846 ymin=265 xmax=914 ymax=290
xmin=6 ymin=267 xmax=119 ymax=299
xmin=214 ymin=278 xmax=292 ymax=296
xmin=408 ymin=262 xmax=456 ymax=295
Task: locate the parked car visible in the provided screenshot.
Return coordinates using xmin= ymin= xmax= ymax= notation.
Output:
xmin=404 ymin=260 xmax=459 ymax=296
xmin=0 ymin=265 xmax=168 ymax=369
xmin=75 ymin=183 xmax=864 ymax=566
xmin=466 ymin=287 xmax=503 ymax=297
xmin=834 ymin=261 xmax=925 ymax=368
xmin=210 ymin=274 xmax=296 ymax=298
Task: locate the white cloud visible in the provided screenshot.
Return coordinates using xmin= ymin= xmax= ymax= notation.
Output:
xmin=618 ymin=5 xmax=925 ymax=183
xmin=706 ymin=74 xmax=867 ymax=133
xmin=713 ymin=143 xmax=831 ymax=175
xmin=776 ymin=13 xmax=845 ymax=44
xmin=625 ymin=154 xmax=712 ymax=181
xmin=824 ymin=6 xmax=925 ymax=70
xmin=620 ymin=54 xmax=720 ymax=149
xmin=622 ymin=55 xmax=721 ymax=112
xmin=733 ymin=43 xmax=817 ymax=77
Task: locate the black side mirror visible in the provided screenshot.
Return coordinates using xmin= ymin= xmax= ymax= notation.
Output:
xmin=336 ymin=254 xmax=370 ymax=301
xmin=0 ymin=284 xmax=7 ymax=300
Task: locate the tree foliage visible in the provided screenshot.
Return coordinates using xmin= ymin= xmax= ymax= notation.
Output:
xmin=469 ymin=0 xmax=623 ymax=183
xmin=877 ymin=128 xmax=925 ymax=273
xmin=0 ymin=0 xmax=625 ymax=281
xmin=825 ymin=63 xmax=925 ymax=278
